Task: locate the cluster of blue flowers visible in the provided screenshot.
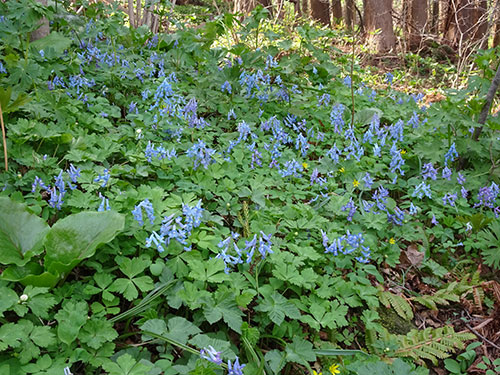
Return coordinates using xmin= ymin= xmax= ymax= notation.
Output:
xmin=216 ymin=232 xmax=273 ymax=273
xmin=145 ymin=141 xmax=177 ymax=163
xmin=321 ymin=230 xmax=371 ymax=264
xmin=31 ymin=164 xmax=81 ymax=210
xmin=143 ymin=200 xmax=204 ymax=253
xmin=200 ymin=346 xmax=245 ymax=375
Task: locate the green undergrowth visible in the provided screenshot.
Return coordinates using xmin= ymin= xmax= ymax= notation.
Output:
xmin=0 ymin=2 xmax=499 ymax=375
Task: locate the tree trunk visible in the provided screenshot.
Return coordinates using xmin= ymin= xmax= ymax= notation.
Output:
xmin=345 ymin=0 xmax=355 ymax=29
xmin=310 ymin=0 xmax=330 ymax=26
xmin=444 ymin=0 xmax=476 ymax=47
xmin=406 ymin=0 xmax=428 ymax=50
xmin=473 ymin=0 xmax=488 ymax=48
xmin=331 ymin=0 xmax=342 ymax=22
xmin=493 ymin=0 xmax=500 ymax=47
xmin=472 ymin=61 xmax=500 ymax=140
xmin=430 ymin=0 xmax=439 ymax=33
xmin=363 ymin=0 xmax=396 ymax=52
xmin=31 ymin=0 xmax=50 ymax=41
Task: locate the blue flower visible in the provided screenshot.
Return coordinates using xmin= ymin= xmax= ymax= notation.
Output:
xmin=413 ymin=182 xmax=432 ymax=199
xmin=98 ymin=193 xmax=110 ymax=211
xmin=442 ymin=166 xmax=452 ymax=180
xmin=200 ymin=346 xmax=222 ymax=365
xmin=444 ymin=143 xmax=458 ymax=165
xmin=442 ymin=192 xmax=457 ymax=207
xmin=422 ymin=163 xmax=437 ymax=180
xmin=362 ymin=172 xmax=374 ymax=189
xmin=457 ymin=172 xmax=466 ymax=185
xmin=228 ymin=357 xmax=246 ymax=375
xmin=341 ymin=197 xmax=357 ymax=222
xmin=94 ymin=169 xmax=110 ymax=187
xmin=221 ymin=80 xmax=232 ymax=94
xmin=187 ymin=140 xmax=216 ymax=170
xmin=145 ymin=231 xmax=165 ymax=253
xmin=385 ymin=72 xmax=394 ymax=84
xmin=132 ymin=199 xmax=155 ymax=226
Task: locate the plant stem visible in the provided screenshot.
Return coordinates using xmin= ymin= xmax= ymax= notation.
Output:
xmin=0 ymin=102 xmax=7 ymax=171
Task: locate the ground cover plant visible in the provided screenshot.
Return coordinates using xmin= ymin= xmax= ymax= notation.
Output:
xmin=1 ymin=2 xmax=500 ymax=375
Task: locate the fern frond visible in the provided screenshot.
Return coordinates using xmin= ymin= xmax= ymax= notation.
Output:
xmin=411 ymin=281 xmax=471 ymax=310
xmin=378 ymin=291 xmax=414 ymax=320
xmin=394 ymin=326 xmax=475 ymax=365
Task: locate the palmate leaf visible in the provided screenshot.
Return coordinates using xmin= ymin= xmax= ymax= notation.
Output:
xmin=203 ymin=290 xmax=243 ymax=333
xmin=102 ymin=354 xmax=153 ymax=375
xmin=255 ymin=291 xmax=301 ymax=326
xmin=0 ymin=197 xmax=49 ymax=266
xmin=477 ymin=221 xmax=500 ymax=269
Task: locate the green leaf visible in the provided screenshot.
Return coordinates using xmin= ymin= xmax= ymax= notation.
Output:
xmin=285 ymin=337 xmax=316 ymax=367
xmin=30 ymin=326 xmax=56 ymax=348
xmin=265 ymin=350 xmax=286 ymax=374
xmin=188 ymin=257 xmax=229 ymax=283
xmin=102 ymin=353 xmax=153 ymax=375
xmin=203 ymin=291 xmax=243 ymax=333
xmin=54 ymin=301 xmax=88 ymax=345
xmin=140 ymin=316 xmax=201 ymax=345
xmin=0 ymin=197 xmax=49 ymax=266
xmin=79 ymin=319 xmax=118 ymax=350
xmin=44 ymin=211 xmax=124 ymax=278
xmin=30 ymin=32 xmax=73 ymax=56
xmin=0 ymin=286 xmax=19 ymax=317
xmin=255 ymin=291 xmax=300 ymax=326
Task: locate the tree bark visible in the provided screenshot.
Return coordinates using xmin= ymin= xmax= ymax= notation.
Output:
xmin=345 ymin=0 xmax=355 ymax=29
xmin=310 ymin=0 xmax=331 ymax=26
xmin=331 ymin=0 xmax=342 ymax=22
xmin=444 ymin=0 xmax=476 ymax=47
xmin=406 ymin=0 xmax=428 ymax=50
xmin=472 ymin=61 xmax=500 ymax=140
xmin=430 ymin=0 xmax=439 ymax=33
xmin=473 ymin=0 xmax=488 ymax=48
xmin=363 ymin=0 xmax=396 ymax=52
xmin=31 ymin=0 xmax=50 ymax=41
xmin=493 ymin=0 xmax=500 ymax=47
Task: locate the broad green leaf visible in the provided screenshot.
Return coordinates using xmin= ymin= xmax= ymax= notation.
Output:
xmin=30 ymin=326 xmax=56 ymax=348
xmin=265 ymin=350 xmax=286 ymax=374
xmin=140 ymin=316 xmax=201 ymax=345
xmin=285 ymin=337 xmax=316 ymax=367
xmin=0 ymin=263 xmax=60 ymax=288
xmin=203 ymin=291 xmax=243 ymax=333
xmin=30 ymin=32 xmax=73 ymax=56
xmin=0 ymin=197 xmax=49 ymax=266
xmin=44 ymin=211 xmax=124 ymax=277
xmin=102 ymin=353 xmax=153 ymax=375
xmin=255 ymin=291 xmax=300 ymax=326
xmin=79 ymin=319 xmax=118 ymax=350
xmin=54 ymin=301 xmax=88 ymax=345
xmin=188 ymin=257 xmax=229 ymax=283
xmin=0 ymin=286 xmax=19 ymax=317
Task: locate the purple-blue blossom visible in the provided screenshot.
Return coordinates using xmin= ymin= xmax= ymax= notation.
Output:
xmin=132 ymin=199 xmax=155 ymax=226
xmin=200 ymin=346 xmax=222 ymax=365
xmin=413 ymin=182 xmax=432 ymax=199
xmin=422 ymin=163 xmax=437 ymax=180
xmin=94 ymin=169 xmax=110 ymax=187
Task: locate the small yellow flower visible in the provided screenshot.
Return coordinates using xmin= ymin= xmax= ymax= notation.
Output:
xmin=389 ymin=237 xmax=396 ymax=245
xmin=339 ymin=167 xmax=345 ymax=173
xmin=329 ymin=364 xmax=341 ymax=375
xmin=313 ymin=371 xmax=322 ymax=375
xmin=352 ymin=179 xmax=360 ymax=187
xmin=400 ymin=149 xmax=406 ymax=155
xmin=302 ymin=162 xmax=309 ymax=169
